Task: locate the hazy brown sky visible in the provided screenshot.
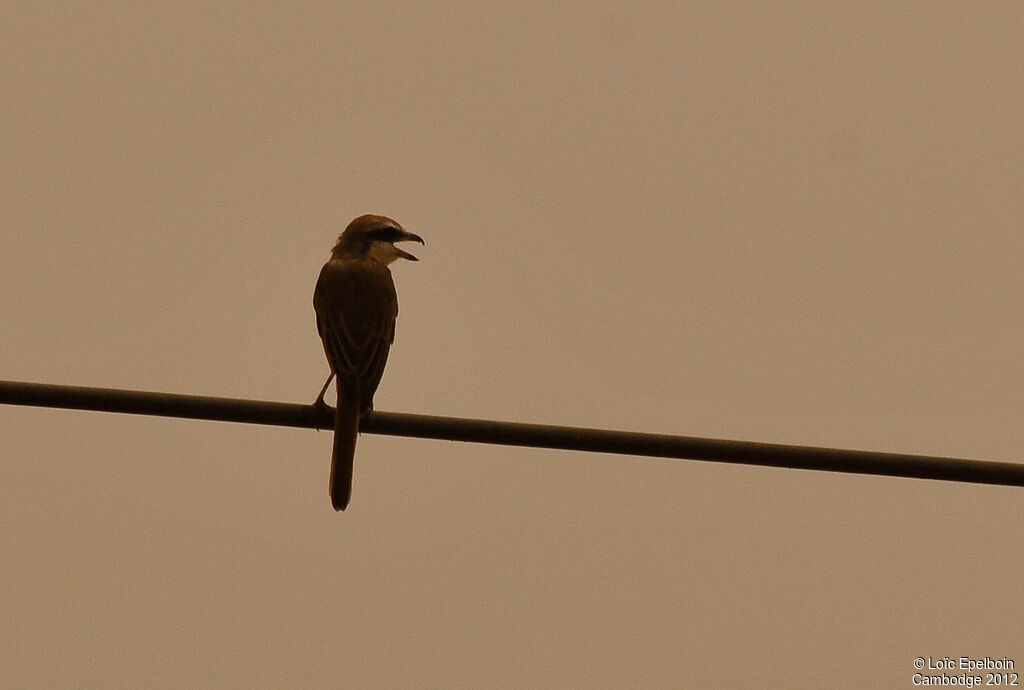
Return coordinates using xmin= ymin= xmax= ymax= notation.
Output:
xmin=3 ymin=2 xmax=1022 ymax=688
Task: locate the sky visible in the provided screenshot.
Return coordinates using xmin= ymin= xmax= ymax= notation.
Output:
xmin=2 ymin=1 xmax=1022 ymax=688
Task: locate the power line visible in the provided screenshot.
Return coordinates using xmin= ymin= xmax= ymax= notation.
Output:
xmin=1 ymin=379 xmax=1020 ymax=487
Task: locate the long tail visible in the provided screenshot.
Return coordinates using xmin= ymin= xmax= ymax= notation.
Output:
xmin=329 ymin=386 xmax=359 ymax=511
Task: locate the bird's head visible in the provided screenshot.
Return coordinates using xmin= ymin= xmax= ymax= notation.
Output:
xmin=332 ymin=214 xmax=425 ymax=264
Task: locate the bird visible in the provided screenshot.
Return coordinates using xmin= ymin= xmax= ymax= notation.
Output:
xmin=313 ymin=214 xmax=424 ymax=511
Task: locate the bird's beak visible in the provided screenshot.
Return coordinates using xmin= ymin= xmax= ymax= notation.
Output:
xmin=393 ymin=231 xmax=425 ymax=261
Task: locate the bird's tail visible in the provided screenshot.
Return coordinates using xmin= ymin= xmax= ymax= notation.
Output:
xmin=330 ymin=386 xmax=359 ymax=511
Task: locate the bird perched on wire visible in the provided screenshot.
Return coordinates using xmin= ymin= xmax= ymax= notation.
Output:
xmin=313 ymin=214 xmax=424 ymax=511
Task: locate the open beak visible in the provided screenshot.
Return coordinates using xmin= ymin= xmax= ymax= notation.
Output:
xmin=393 ymin=231 xmax=425 ymax=261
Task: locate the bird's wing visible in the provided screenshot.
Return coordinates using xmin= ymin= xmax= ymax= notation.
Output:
xmin=314 ymin=258 xmax=398 ymax=406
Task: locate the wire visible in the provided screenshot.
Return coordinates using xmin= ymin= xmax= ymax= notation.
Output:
xmin=1 ymin=379 xmax=1020 ymax=487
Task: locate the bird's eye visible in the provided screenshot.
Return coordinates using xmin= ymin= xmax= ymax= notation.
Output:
xmin=371 ymin=225 xmax=400 ymax=240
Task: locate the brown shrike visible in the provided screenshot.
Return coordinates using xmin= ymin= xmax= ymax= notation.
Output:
xmin=313 ymin=214 xmax=423 ymax=511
